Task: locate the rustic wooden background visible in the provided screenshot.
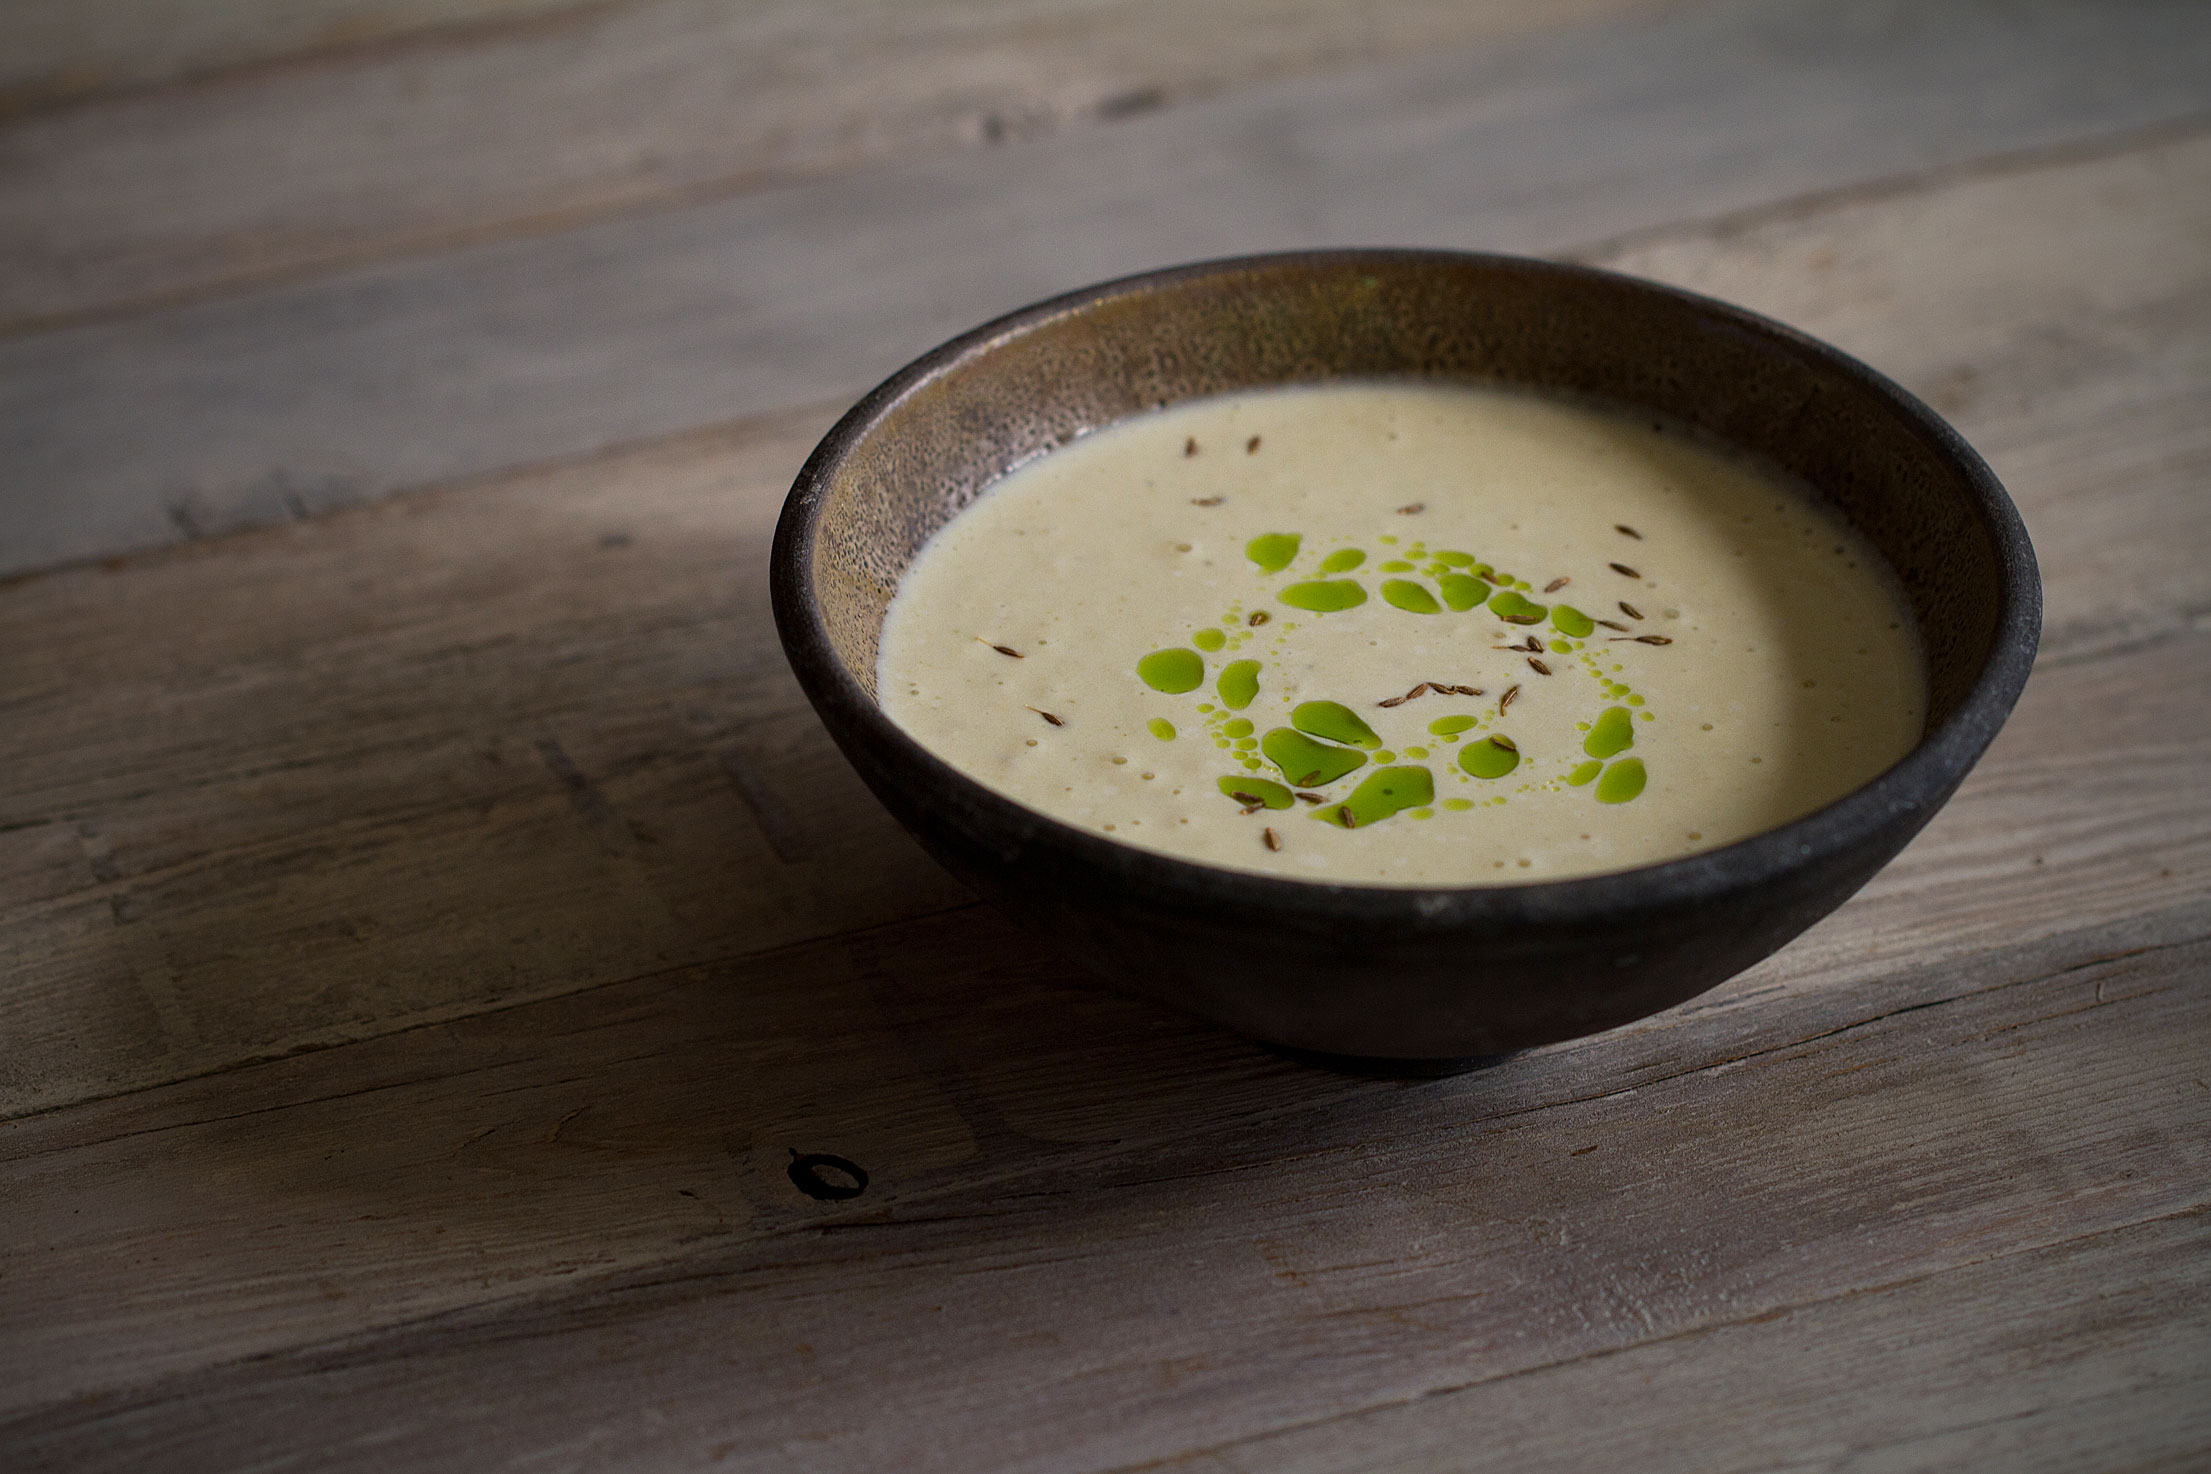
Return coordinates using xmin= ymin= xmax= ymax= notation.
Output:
xmin=2 ymin=1 xmax=2207 ymax=1468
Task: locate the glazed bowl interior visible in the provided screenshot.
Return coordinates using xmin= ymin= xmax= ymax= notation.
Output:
xmin=774 ymin=250 xmax=2038 ymax=1067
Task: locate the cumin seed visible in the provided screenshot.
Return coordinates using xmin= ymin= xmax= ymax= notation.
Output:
xmin=1228 ymin=791 xmax=1262 ymax=807
xmin=1500 ymin=684 xmax=1520 ymax=713
xmin=1190 ymin=495 xmax=1223 ymax=507
xmin=1490 ymin=734 xmax=1518 ymax=752
xmin=1341 ymin=810 xmax=1359 ymax=829
xmin=1615 ymin=524 xmax=1642 ymax=539
xmin=1295 ymin=792 xmax=1323 ymax=804
xmin=1396 ymin=502 xmax=1425 ymax=515
xmin=1246 ymin=435 xmax=1261 ymax=454
xmin=1263 ymin=827 xmax=1282 ymax=852
xmin=976 ymin=637 xmax=1023 ymax=658
xmin=1528 ymin=657 xmax=1551 ymax=675
xmin=1611 ymin=562 xmax=1641 ymax=579
xmin=1184 ymin=437 xmax=1199 ymax=457
xmin=1596 ymin=618 xmax=1630 ymax=631
xmin=1249 ymin=610 xmax=1269 ymax=626
xmin=1026 ymin=706 xmax=1064 ymax=726
xmin=1544 ymin=577 xmax=1569 ymax=593
xmin=1619 ymin=601 xmax=1644 ymax=620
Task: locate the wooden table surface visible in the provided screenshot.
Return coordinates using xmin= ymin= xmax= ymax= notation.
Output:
xmin=3 ymin=2 xmax=2208 ymax=1468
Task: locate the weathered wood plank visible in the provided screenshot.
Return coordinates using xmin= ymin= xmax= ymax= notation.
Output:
xmin=1198 ymin=1208 xmax=2211 ymax=1474
xmin=0 ymin=0 xmax=594 ymax=114
xmin=4 ymin=903 xmax=2201 ymax=1466
xmin=4 ymin=127 xmax=2207 ymax=1118
xmin=0 ymin=407 xmax=969 ymax=1116
xmin=0 ymin=0 xmax=1674 ymax=326
xmin=1 ymin=610 xmax=2205 ymax=1418
xmin=5 ymin=0 xmax=2209 ymax=574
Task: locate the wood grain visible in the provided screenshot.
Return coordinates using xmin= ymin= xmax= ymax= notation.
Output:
xmin=0 ymin=0 xmax=1677 ymax=328
xmin=0 ymin=0 xmax=596 ymax=113
xmin=6 ymin=0 xmax=2209 ymax=575
xmin=4 ymin=902 xmax=2202 ymax=1465
xmin=1202 ymin=1207 xmax=2211 ymax=1474
xmin=0 ymin=406 xmax=975 ymax=1117
xmin=5 ymin=125 xmax=2206 ymax=1121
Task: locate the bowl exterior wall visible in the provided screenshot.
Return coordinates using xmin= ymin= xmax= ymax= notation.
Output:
xmin=773 ymin=250 xmax=2039 ymax=1069
xmin=823 ymin=691 xmax=1958 ymax=1060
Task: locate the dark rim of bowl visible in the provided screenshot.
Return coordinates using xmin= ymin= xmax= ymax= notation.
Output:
xmin=771 ymin=248 xmax=2040 ymax=932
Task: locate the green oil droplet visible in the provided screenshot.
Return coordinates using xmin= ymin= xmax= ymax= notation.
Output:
xmin=1459 ymin=735 xmax=1521 ymax=779
xmin=1377 ymin=559 xmax=1414 ymax=573
xmin=1627 ymin=693 xmax=1645 ymax=707
xmin=1549 ymin=639 xmax=1571 ymax=653
xmin=1437 ymin=573 xmax=1490 ymax=612
xmin=1246 ymin=533 xmax=1301 ymax=572
xmin=1378 ymin=534 xmax=1398 ymax=545
xmin=1235 ymin=737 xmax=1258 ymax=751
xmin=1196 ymin=702 xmax=1215 ymax=713
xmin=1434 ymin=550 xmax=1476 ymax=567
xmin=1566 ymin=760 xmax=1602 ymax=786
xmin=1217 ymin=658 xmax=1261 ymax=709
xmin=1217 ymin=776 xmax=1293 ymax=809
xmin=1373 ymin=750 xmax=1396 ymax=764
xmin=1221 ymin=717 xmax=1253 ymax=739
xmin=1279 ymin=580 xmax=1368 ymax=613
xmin=1261 ymin=729 xmax=1368 ymax=787
xmin=1409 ymin=807 xmax=1435 ymax=820
xmin=1442 ymin=798 xmax=1475 ymax=812
xmin=1318 ymin=547 xmax=1366 ymax=573
xmin=1549 ymin=604 xmax=1595 ymax=638
xmin=1425 ymin=561 xmax=1451 ymax=578
xmin=1137 ymin=647 xmax=1204 ymax=693
xmin=1321 ymin=765 xmax=1434 ymax=828
xmin=1380 ymin=578 xmax=1440 ymax=614
xmin=1428 ymin=714 xmax=1478 ymax=736
xmin=1148 ymin=717 xmax=1176 ymax=741
xmin=1290 ymin=701 xmax=1380 ymax=748
xmin=1192 ymin=627 xmax=1226 ymax=652
xmin=1403 ymin=746 xmax=1429 ymax=759
xmin=1595 ymin=758 xmax=1647 ymax=804
xmin=1584 ymin=706 xmax=1635 ymax=759
xmin=1488 ymin=590 xmax=1548 ymax=625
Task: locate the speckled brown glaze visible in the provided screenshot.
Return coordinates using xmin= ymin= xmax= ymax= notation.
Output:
xmin=773 ymin=251 xmax=2040 ymax=1072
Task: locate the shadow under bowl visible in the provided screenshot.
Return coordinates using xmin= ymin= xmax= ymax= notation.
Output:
xmin=770 ymin=250 xmax=2039 ymax=1073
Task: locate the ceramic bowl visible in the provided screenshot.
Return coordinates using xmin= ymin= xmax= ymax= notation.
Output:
xmin=770 ymin=250 xmax=2039 ymax=1073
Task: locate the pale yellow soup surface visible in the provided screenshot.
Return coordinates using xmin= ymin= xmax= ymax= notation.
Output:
xmin=877 ymin=381 xmax=1925 ymax=885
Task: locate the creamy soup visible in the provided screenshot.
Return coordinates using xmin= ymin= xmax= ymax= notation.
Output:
xmin=877 ymin=382 xmax=1924 ymax=885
